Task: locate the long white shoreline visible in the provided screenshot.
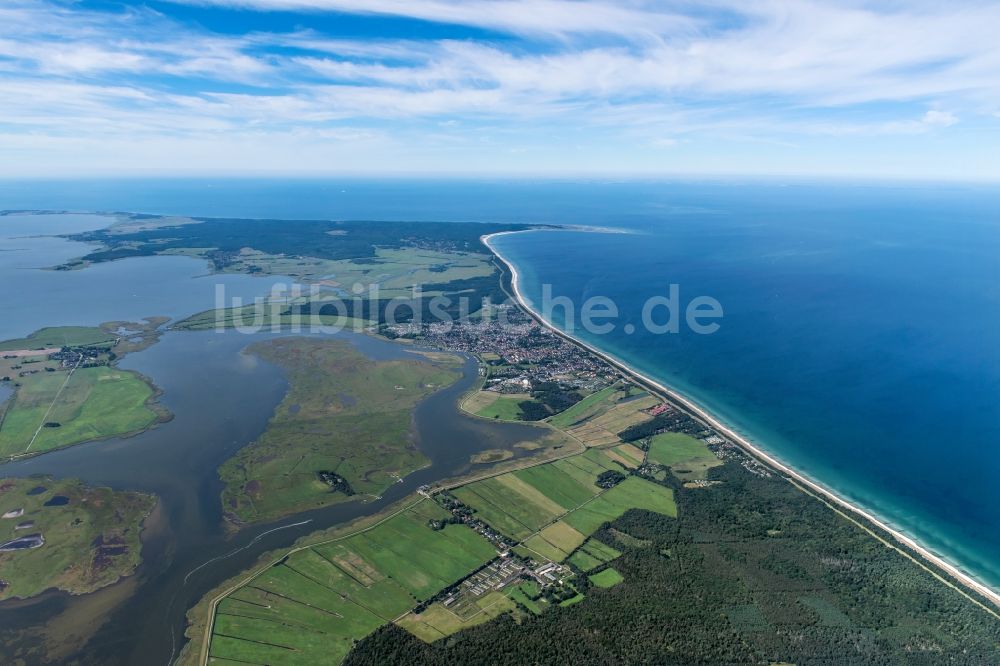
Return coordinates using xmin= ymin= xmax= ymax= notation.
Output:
xmin=482 ymin=230 xmax=1000 ymax=610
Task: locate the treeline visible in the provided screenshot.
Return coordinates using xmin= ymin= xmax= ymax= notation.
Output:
xmin=618 ymin=409 xmax=702 ymax=442
xmin=346 ymin=462 xmax=1000 ymax=665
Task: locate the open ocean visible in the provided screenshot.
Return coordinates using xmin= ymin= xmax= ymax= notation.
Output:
xmin=2 ymin=177 xmax=998 ymax=591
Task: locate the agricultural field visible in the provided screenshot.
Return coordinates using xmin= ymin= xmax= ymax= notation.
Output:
xmin=646 ymin=432 xmax=722 ymax=481
xmin=568 ymin=538 xmax=622 ymax=572
xmin=453 ymin=474 xmax=564 ymax=541
xmin=0 ymin=367 xmax=159 ymax=457
xmin=397 ymin=591 xmax=515 ymax=642
xmin=349 ymin=460 xmax=1000 ymax=665
xmin=546 ymin=385 xmax=621 ymax=429
xmin=208 ymin=499 xmax=498 ymax=665
xmin=452 ymin=449 xmax=622 ymax=542
xmin=474 ymin=394 xmax=532 ymax=421
xmin=523 ymin=521 xmax=586 ymax=561
xmin=453 ymin=451 xmax=675 ymax=560
xmin=202 ymin=422 xmax=781 ymax=666
xmin=218 ymin=337 xmax=462 ymax=524
xmin=460 ymin=389 xmax=555 ymax=423
xmin=0 ymin=476 xmax=155 ymax=600
xmin=561 ymin=477 xmax=676 ymax=535
xmin=0 ymin=323 xmax=166 ymax=458
xmin=600 ymin=443 xmax=645 ymax=469
xmin=554 ymin=388 xmax=660 ymax=447
xmin=567 ymin=537 xmax=623 ymax=572
xmin=504 ymin=581 xmax=546 ymax=614
xmin=588 ymin=567 xmax=624 ymax=588
xmin=460 ymin=390 xmax=499 ymax=415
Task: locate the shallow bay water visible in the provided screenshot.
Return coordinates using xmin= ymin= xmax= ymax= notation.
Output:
xmin=0 ymin=213 xmax=547 ymax=663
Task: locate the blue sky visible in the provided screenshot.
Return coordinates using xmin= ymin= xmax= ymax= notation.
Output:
xmin=2 ymin=0 xmax=999 ymax=179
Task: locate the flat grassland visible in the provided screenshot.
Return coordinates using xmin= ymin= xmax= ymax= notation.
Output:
xmin=397 ymin=591 xmax=514 ymax=643
xmin=561 ymin=476 xmax=676 ymax=535
xmin=588 ymin=567 xmax=624 ymax=588
xmin=460 ymin=390 xmax=499 ymax=414
xmin=647 ymin=432 xmax=723 ymax=481
xmin=567 ymin=538 xmax=622 ymax=571
xmin=550 ymin=388 xmax=659 ymax=447
xmin=504 ymin=581 xmax=547 ymax=615
xmin=601 ymin=443 xmax=645 ymax=469
xmin=0 ymin=476 xmax=155 ymax=600
xmin=208 ymin=499 xmax=497 ymax=665
xmin=460 ymin=390 xmax=550 ymax=422
xmin=0 ymin=323 xmax=165 ymax=458
xmin=0 ymin=367 xmax=158 ymax=457
xmin=453 ymin=450 xmax=675 ymax=557
xmin=191 ymin=246 xmax=495 ymax=298
xmin=199 ymin=447 xmax=679 ymax=664
xmin=473 ymin=394 xmax=531 ymax=421
xmin=218 ymin=337 xmax=462 ymax=524
xmin=0 ymin=326 xmax=118 ymax=352
xmin=546 ymin=385 xmax=620 ymax=429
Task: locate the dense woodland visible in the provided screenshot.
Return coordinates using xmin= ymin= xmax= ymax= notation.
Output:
xmin=346 ymin=462 xmax=1000 ymax=665
xmin=619 ymin=410 xmax=703 ymax=441
xmin=70 ymin=217 xmax=532 ymax=264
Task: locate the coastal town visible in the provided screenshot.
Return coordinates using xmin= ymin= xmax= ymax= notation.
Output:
xmin=385 ymin=304 xmax=615 ymax=393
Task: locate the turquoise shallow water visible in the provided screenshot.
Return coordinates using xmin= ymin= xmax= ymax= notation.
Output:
xmin=2 ymin=178 xmax=998 ymax=592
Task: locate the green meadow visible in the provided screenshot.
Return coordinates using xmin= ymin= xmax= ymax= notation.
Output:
xmin=474 ymin=395 xmax=531 ymax=421
xmin=647 ymin=432 xmax=722 ymax=481
xmin=0 ymin=326 xmax=118 ymax=352
xmin=0 ymin=366 xmax=160 ymax=457
xmin=452 ymin=452 xmax=675 ymax=558
xmin=218 ymin=337 xmax=462 ymax=524
xmin=588 ymin=567 xmax=624 ymax=588
xmin=0 ymin=323 xmax=165 ymax=458
xmin=546 ymin=385 xmax=620 ymax=428
xmin=208 ymin=499 xmax=497 ymax=665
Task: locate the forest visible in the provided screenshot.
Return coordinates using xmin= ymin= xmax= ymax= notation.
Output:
xmin=69 ymin=217 xmax=532 ymax=264
xmin=346 ymin=461 xmax=1000 ymax=665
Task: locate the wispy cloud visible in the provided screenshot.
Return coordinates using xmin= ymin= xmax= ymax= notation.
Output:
xmin=0 ymin=0 xmax=997 ymax=176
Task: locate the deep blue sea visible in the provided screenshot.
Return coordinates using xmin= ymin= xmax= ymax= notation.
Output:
xmin=2 ymin=178 xmax=998 ymax=590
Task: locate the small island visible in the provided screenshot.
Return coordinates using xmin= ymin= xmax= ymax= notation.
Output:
xmin=0 ymin=476 xmax=156 ymax=600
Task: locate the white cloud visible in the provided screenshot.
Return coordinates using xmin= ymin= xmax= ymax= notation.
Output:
xmin=921 ymin=110 xmax=958 ymax=127
xmin=0 ymin=0 xmax=997 ymax=176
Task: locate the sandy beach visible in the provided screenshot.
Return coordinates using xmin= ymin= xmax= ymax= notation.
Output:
xmin=483 ymin=230 xmax=1000 ymax=612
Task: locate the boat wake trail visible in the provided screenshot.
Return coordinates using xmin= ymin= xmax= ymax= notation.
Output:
xmin=182 ymin=519 xmax=312 ymax=586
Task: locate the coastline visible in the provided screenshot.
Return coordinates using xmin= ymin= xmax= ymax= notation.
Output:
xmin=482 ymin=230 xmax=1000 ymax=612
